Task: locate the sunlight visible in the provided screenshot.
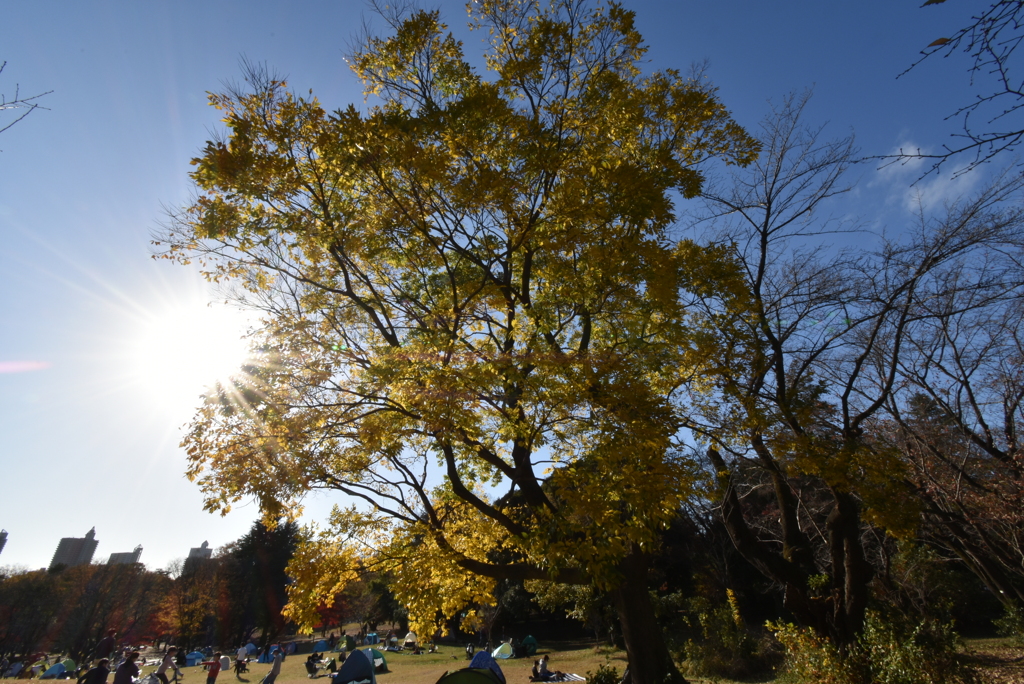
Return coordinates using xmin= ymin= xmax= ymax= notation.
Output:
xmin=129 ymin=298 xmax=253 ymax=412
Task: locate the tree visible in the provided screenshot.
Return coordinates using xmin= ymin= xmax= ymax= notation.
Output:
xmin=680 ymin=92 xmax=1024 ymax=646
xmin=161 ymin=557 xmax=218 ymax=651
xmin=0 ymin=563 xmax=169 ymax=659
xmin=885 ymin=218 xmax=1024 ymax=605
xmin=0 ymin=61 xmax=49 ymax=137
xmin=161 ymin=1 xmax=757 ymax=680
xmin=51 ymin=562 xmax=168 ymax=660
xmin=218 ymin=520 xmax=299 ymax=647
xmin=894 ymin=0 xmax=1024 ymax=174
xmin=0 ymin=568 xmax=64 ymax=655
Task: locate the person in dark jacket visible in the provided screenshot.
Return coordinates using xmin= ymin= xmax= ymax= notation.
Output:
xmin=112 ymin=652 xmax=139 ymax=684
xmin=78 ymin=659 xmax=110 ymax=684
xmin=94 ymin=631 xmax=117 ymax=662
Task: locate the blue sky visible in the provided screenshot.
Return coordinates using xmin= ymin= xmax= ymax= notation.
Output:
xmin=0 ymin=0 xmax=995 ymax=571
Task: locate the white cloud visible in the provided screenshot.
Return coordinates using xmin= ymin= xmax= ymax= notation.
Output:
xmin=869 ymin=141 xmax=984 ymax=216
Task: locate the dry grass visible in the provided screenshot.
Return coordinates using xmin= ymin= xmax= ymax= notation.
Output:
xmin=142 ymin=643 xmax=628 ymax=684
xmin=138 ymin=638 xmax=1024 ymax=684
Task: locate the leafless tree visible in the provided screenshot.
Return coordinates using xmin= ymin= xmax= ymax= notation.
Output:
xmin=890 ymin=0 xmax=1024 ymax=175
xmin=883 ymin=200 xmax=1024 ymax=604
xmin=0 ymin=62 xmax=50 ymax=137
xmin=682 ymin=91 xmax=1024 ymax=645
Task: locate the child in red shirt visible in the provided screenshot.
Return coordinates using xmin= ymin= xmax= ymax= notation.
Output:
xmin=201 ymin=653 xmax=223 ymax=684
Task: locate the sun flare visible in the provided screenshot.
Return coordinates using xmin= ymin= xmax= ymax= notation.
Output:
xmin=130 ymin=299 xmax=253 ymax=411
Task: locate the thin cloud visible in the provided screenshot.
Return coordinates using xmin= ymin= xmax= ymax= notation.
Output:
xmin=0 ymin=361 xmax=51 ymax=373
xmin=872 ymin=141 xmax=982 ymax=214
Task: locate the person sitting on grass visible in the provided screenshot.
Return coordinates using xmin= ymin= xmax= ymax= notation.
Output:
xmin=531 ymin=655 xmax=565 ymax=682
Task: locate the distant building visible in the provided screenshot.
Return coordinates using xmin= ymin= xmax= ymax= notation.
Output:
xmin=187 ymin=540 xmax=212 ymax=559
xmin=108 ymin=545 xmax=143 ymax=565
xmin=49 ymin=527 xmax=99 ymax=571
xmin=0 ymin=529 xmax=7 ymax=556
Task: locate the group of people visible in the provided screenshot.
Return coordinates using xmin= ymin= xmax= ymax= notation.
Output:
xmin=529 ymin=655 xmax=565 ymax=682
xmin=74 ymin=648 xmax=146 ymax=684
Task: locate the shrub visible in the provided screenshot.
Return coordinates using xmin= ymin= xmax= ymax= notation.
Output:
xmin=769 ymin=621 xmax=863 ymax=684
xmin=994 ymin=601 xmax=1024 ymax=645
xmin=860 ymin=611 xmax=978 ymax=684
xmin=585 ymin=664 xmax=620 ymax=684
xmin=770 ymin=612 xmax=980 ymax=684
xmin=682 ymin=590 xmax=779 ymax=680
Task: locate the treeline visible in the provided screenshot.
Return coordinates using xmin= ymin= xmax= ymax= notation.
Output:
xmin=0 ymin=521 xmax=298 ymax=659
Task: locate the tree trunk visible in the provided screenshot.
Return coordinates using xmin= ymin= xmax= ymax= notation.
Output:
xmin=611 ymin=549 xmax=686 ymax=684
xmin=825 ymin=489 xmax=872 ymax=647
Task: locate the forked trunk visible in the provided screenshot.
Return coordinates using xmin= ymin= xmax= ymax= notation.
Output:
xmin=611 ymin=549 xmax=686 ymax=684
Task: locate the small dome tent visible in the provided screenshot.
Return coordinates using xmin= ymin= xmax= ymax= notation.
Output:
xmin=490 ymin=642 xmax=513 ymax=660
xmin=362 ymin=648 xmax=387 ymax=673
xmin=333 ymin=648 xmax=375 ymax=684
xmin=468 ymin=651 xmax=505 ymax=684
xmin=435 ymin=669 xmax=504 ymax=684
xmin=40 ymin=663 xmax=66 ymax=679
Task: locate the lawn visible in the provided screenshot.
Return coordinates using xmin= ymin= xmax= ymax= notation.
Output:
xmin=138 ymin=638 xmax=1024 ymax=684
xmin=139 ymin=643 xmax=627 ymax=684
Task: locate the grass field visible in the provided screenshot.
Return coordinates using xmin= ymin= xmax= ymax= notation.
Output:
xmin=139 ymin=643 xmax=627 ymax=684
xmin=137 ymin=637 xmax=1024 ymax=684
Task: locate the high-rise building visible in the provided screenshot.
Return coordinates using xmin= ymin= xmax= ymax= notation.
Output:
xmin=108 ymin=545 xmax=143 ymax=565
xmin=49 ymin=527 xmax=99 ymax=571
xmin=187 ymin=540 xmax=213 ymax=559
xmin=0 ymin=529 xmax=7 ymax=556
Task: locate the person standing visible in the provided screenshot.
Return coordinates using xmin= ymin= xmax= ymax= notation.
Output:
xmin=235 ymin=646 xmax=247 ymax=678
xmin=201 ymin=653 xmax=222 ymax=684
xmin=261 ymin=650 xmax=282 ymax=684
xmin=156 ymin=647 xmax=180 ymax=684
xmin=112 ymin=652 xmax=139 ymax=684
xmin=94 ymin=631 xmax=117 ymax=663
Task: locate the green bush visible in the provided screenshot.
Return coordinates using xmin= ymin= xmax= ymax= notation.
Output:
xmin=585 ymin=664 xmax=620 ymax=684
xmin=770 ymin=612 xmax=980 ymax=684
xmin=994 ymin=600 xmax=1024 ymax=645
xmin=769 ymin=621 xmax=862 ymax=684
xmin=682 ymin=589 xmax=779 ymax=680
xmin=860 ymin=611 xmax=978 ymax=684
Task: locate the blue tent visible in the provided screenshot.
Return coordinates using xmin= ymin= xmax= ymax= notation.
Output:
xmin=41 ymin=663 xmax=66 ymax=679
xmin=364 ymin=633 xmax=378 ymax=645
xmin=468 ymin=651 xmax=505 ymax=684
xmin=258 ymin=646 xmax=281 ymax=664
xmin=314 ymin=640 xmax=328 ymax=652
xmin=186 ymin=652 xmax=206 ymax=667
xmin=245 ymin=644 xmax=258 ymax=655
xmin=332 ymin=648 xmax=375 ymax=684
